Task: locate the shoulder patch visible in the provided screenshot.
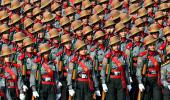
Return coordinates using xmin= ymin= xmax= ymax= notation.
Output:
xmin=126 ymin=42 xmax=133 ymax=50
xmin=139 ymin=51 xmax=147 ymax=57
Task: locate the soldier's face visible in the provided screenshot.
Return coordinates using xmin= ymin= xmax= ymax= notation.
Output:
xmin=79 ymin=48 xmax=86 ymax=55
xmin=28 ymin=27 xmax=33 ymax=33
xmin=82 ymin=19 xmax=88 ymax=25
xmin=148 ymin=44 xmax=155 ymax=51
xmin=94 ymin=24 xmax=100 ymax=30
xmin=17 ymin=41 xmax=23 ymax=48
xmin=53 ymin=38 xmax=58 ymax=43
xmin=55 ymin=11 xmax=61 ymax=16
xmin=4 ymin=55 xmax=12 ymax=62
xmin=139 ymin=27 xmax=144 ymax=31
xmin=119 ymin=32 xmax=126 ymax=38
xmin=87 ymin=35 xmax=92 ymax=41
xmin=75 ymin=29 xmax=82 ymax=37
xmin=142 ymin=17 xmax=147 ymax=22
xmin=102 ymin=3 xmax=108 ymax=9
xmin=36 ymin=15 xmax=42 ymax=20
xmin=166 ymin=35 xmax=170 ymax=42
xmin=26 ymin=46 xmax=33 ymax=52
xmin=2 ymin=33 xmax=9 ymax=40
xmin=98 ymin=39 xmax=103 ymax=44
xmin=133 ymin=34 xmax=140 ymax=42
xmin=26 ymin=12 xmax=32 ymax=18
xmin=112 ymin=44 xmax=119 ymax=51
xmin=68 ymin=15 xmax=74 ymax=22
xmin=43 ymin=53 xmax=49 ymax=59
xmin=151 ymin=32 xmax=159 ymax=38
xmin=64 ymin=43 xmax=71 ymax=50
xmin=75 ymin=4 xmax=81 ymax=10
xmin=99 ymin=14 xmax=104 ymax=20
xmin=157 ymin=19 xmax=163 ymax=25
xmin=64 ymin=25 xmax=70 ymax=31
xmin=38 ymin=32 xmax=44 ymax=38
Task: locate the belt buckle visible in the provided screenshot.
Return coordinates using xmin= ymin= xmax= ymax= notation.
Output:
xmin=45 ymin=77 xmax=51 ymax=82
xmin=114 ymin=71 xmax=120 ymax=76
xmin=81 ymin=74 xmax=87 ymax=78
xmin=9 ymin=82 xmax=14 ymax=86
xmin=150 ymin=70 xmax=156 ymax=74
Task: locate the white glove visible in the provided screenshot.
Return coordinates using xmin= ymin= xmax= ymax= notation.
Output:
xmin=56 ymin=93 xmax=61 ymax=100
xmin=127 ymin=85 xmax=132 ymax=92
xmin=168 ymin=85 xmax=170 ymax=90
xmin=95 ymin=90 xmax=101 ymax=96
xmin=32 ymin=91 xmax=39 ymax=98
xmin=23 ymin=85 xmax=28 ymax=92
xmin=139 ymin=84 xmax=145 ymax=92
xmin=19 ymin=93 xmax=25 ymax=100
xmin=129 ymin=77 xmax=133 ymax=83
xmin=69 ymin=89 xmax=75 ymax=96
xmin=102 ymin=84 xmax=108 ymax=92
xmin=57 ymin=82 xmax=62 ymax=88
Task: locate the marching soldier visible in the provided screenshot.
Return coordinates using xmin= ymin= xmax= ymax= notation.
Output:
xmin=67 ymin=39 xmax=100 ymax=100
xmin=161 ymin=45 xmax=170 ymax=100
xmin=32 ymin=7 xmax=42 ymax=23
xmin=137 ymin=35 xmax=162 ymax=100
xmin=0 ymin=10 xmax=9 ymax=24
xmin=0 ymin=45 xmax=25 ymax=100
xmin=82 ymin=0 xmax=92 ymax=14
xmin=101 ymin=36 xmax=131 ymax=100
xmin=79 ymin=10 xmax=90 ymax=26
xmin=60 ymin=16 xmax=71 ymax=35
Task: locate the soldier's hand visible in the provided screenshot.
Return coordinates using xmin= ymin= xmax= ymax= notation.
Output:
xmin=168 ymin=85 xmax=170 ymax=90
xmin=32 ymin=91 xmax=39 ymax=98
xmin=57 ymin=81 xmax=62 ymax=88
xmin=19 ymin=93 xmax=25 ymax=100
xmin=139 ymin=84 xmax=145 ymax=92
xmin=127 ymin=85 xmax=132 ymax=92
xmin=23 ymin=85 xmax=28 ymax=92
xmin=95 ymin=90 xmax=101 ymax=96
xmin=69 ymin=89 xmax=75 ymax=96
xmin=102 ymin=84 xmax=108 ymax=92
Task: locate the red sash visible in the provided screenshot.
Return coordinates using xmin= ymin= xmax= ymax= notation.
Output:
xmin=42 ymin=63 xmax=53 ymax=77
xmin=112 ymin=57 xmax=127 ymax=89
xmin=4 ymin=67 xmax=17 ymax=81
xmin=148 ymin=56 xmax=161 ymax=86
xmin=78 ymin=61 xmax=94 ymax=91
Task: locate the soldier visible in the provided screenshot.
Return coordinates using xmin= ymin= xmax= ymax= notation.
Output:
xmin=79 ymin=10 xmax=90 ymax=26
xmin=125 ymin=27 xmax=145 ymax=100
xmin=103 ymin=19 xmax=115 ymax=38
xmin=32 ymin=7 xmax=42 ymax=23
xmin=109 ymin=10 xmax=120 ymax=24
xmin=89 ymin=14 xmax=102 ymax=32
xmin=0 ymin=10 xmax=9 ymax=24
xmin=23 ymin=18 xmax=34 ymax=38
xmin=73 ymin=0 xmax=82 ymax=19
xmin=161 ymin=45 xmax=170 ymax=100
xmin=9 ymin=0 xmax=22 ymax=14
xmin=0 ymin=45 xmax=25 ymax=100
xmin=93 ymin=5 xmax=105 ymax=23
xmin=82 ymin=0 xmax=92 ymax=14
xmin=22 ymin=4 xmax=33 ymax=20
xmin=154 ymin=11 xmax=167 ymax=28
xmin=65 ymin=6 xmax=76 ymax=22
xmin=30 ymin=43 xmax=59 ymax=100
xmin=137 ymin=35 xmax=162 ymax=100
xmin=40 ymin=0 xmax=52 ymax=11
xmin=101 ymin=36 xmax=131 ymax=100
xmin=67 ymin=39 xmax=100 ymax=100
xmin=60 ymin=16 xmax=71 ymax=35
xmin=71 ymin=20 xmax=83 ymax=42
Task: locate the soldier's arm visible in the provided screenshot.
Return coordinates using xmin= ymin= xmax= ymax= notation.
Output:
xmin=124 ymin=57 xmax=131 ymax=85
xmin=101 ymin=57 xmax=108 ymax=84
xmin=91 ymin=60 xmax=99 ymax=90
xmin=136 ymin=57 xmax=144 ymax=84
xmin=161 ymin=65 xmax=170 ymax=87
xmin=16 ymin=67 xmax=24 ymax=94
xmin=29 ymin=63 xmax=37 ymax=92
xmin=67 ymin=62 xmax=74 ymax=90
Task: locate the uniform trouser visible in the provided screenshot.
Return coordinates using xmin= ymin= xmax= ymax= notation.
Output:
xmin=106 ymin=78 xmax=126 ymax=100
xmin=60 ymin=80 xmax=68 ymax=100
xmin=129 ymin=75 xmax=139 ymax=100
xmin=75 ymin=81 xmax=93 ymax=100
xmin=141 ymin=77 xmax=162 ymax=100
xmin=39 ymin=84 xmax=56 ymax=100
xmin=23 ymin=75 xmax=32 ymax=100
xmin=6 ymin=88 xmax=18 ymax=100
xmin=162 ymin=87 xmax=170 ymax=100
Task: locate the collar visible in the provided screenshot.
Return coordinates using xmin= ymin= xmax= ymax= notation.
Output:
xmin=27 ymin=52 xmax=33 ymax=58
xmin=134 ymin=41 xmax=141 ymax=46
xmin=65 ymin=49 xmax=71 ymax=56
xmin=99 ymin=44 xmax=105 ymax=50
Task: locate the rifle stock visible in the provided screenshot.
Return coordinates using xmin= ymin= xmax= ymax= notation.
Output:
xmin=68 ymin=95 xmax=72 ymax=100
xmin=137 ymin=90 xmax=141 ymax=100
xmin=72 ymin=69 xmax=76 ymax=80
xmin=101 ymin=91 xmax=106 ymax=100
xmin=58 ymin=61 xmax=63 ymax=72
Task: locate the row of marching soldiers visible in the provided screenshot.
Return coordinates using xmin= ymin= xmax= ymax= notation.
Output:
xmin=0 ymin=0 xmax=170 ymax=100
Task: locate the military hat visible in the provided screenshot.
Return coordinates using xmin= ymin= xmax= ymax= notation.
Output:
xmin=89 ymin=14 xmax=100 ymax=25
xmin=93 ymin=31 xmax=105 ymax=40
xmin=0 ymin=24 xmax=10 ymax=34
xmin=166 ymin=45 xmax=170 ymax=55
xmin=120 ymin=13 xmax=131 ymax=24
xmin=48 ymin=28 xmax=59 ymax=39
xmin=23 ymin=4 xmax=33 ymax=13
xmin=13 ymin=32 xmax=25 ymax=42
xmin=129 ymin=3 xmax=140 ymax=14
xmin=82 ymin=26 xmax=92 ymax=36
xmin=115 ymin=22 xmax=125 ymax=33
xmin=138 ymin=8 xmax=147 ymax=18
xmin=109 ymin=36 xmax=120 ymax=46
xmin=144 ymin=0 xmax=154 ymax=8
xmin=109 ymin=10 xmax=120 ymax=21
xmin=104 ymin=19 xmax=115 ymax=28
xmin=71 ymin=20 xmax=83 ymax=31
xmin=130 ymin=0 xmax=137 ymax=3
xmin=32 ymin=23 xmax=43 ymax=33
xmin=24 ymin=18 xmax=33 ymax=29
xmin=82 ymin=0 xmax=92 ymax=10
xmin=159 ymin=3 xmax=170 ymax=11
xmin=61 ymin=34 xmax=71 ymax=44
xmin=65 ymin=7 xmax=75 ymax=16
xmin=0 ymin=46 xmax=15 ymax=57
xmin=75 ymin=39 xmax=86 ymax=52
xmin=40 ymin=0 xmax=52 ymax=9
xmin=129 ymin=27 xmax=141 ymax=38
xmin=154 ymin=11 xmax=166 ymax=20
xmin=93 ymin=5 xmax=104 ymax=15
xmin=51 ymin=2 xmax=60 ymax=12
xmin=60 ymin=16 xmax=70 ymax=27
xmin=149 ymin=23 xmax=160 ymax=33
xmin=74 ymin=0 xmax=82 ymax=5
xmin=135 ymin=18 xmax=145 ymax=27
xmin=79 ymin=10 xmax=90 ymax=19
xmin=98 ymin=0 xmax=108 ymax=4
xmin=41 ymin=11 xmax=55 ymax=23
xmin=38 ymin=43 xmax=53 ymax=54
xmin=8 ymin=14 xmax=21 ymax=25
xmin=111 ymin=0 xmax=122 ymax=10
xmin=1 ymin=0 xmax=11 ymax=6
xmin=10 ymin=0 xmax=21 ymax=11
xmin=143 ymin=35 xmax=157 ymax=46
xmin=0 ymin=10 xmax=9 ymax=21
xmin=23 ymin=37 xmax=34 ymax=47
xmin=163 ymin=26 xmax=170 ymax=36
xmin=32 ymin=7 xmax=42 ymax=17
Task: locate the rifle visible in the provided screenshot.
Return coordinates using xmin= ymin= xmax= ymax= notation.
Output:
xmin=137 ymin=52 xmax=148 ymax=100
